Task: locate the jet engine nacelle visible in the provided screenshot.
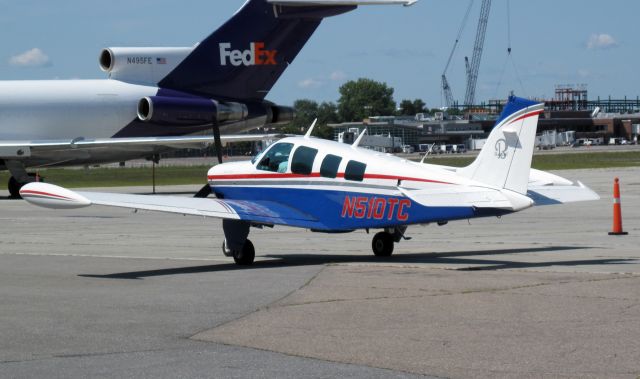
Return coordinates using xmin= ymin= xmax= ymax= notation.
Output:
xmin=137 ymin=96 xmax=249 ymax=126
xmin=99 ymin=47 xmax=194 ymax=85
xmin=267 ymin=105 xmax=295 ymax=126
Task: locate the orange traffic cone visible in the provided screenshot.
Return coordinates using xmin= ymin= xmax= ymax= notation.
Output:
xmin=608 ymin=177 xmax=628 ymax=235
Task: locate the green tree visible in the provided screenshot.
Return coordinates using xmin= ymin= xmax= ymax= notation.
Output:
xmin=317 ymin=101 xmax=340 ymax=125
xmin=398 ymin=98 xmax=427 ymax=116
xmin=412 ymin=99 xmax=427 ymax=114
xmin=337 ymin=78 xmax=396 ymax=121
xmin=398 ymin=99 xmax=416 ymax=116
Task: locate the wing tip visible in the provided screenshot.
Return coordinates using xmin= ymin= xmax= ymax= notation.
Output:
xmin=20 ymin=182 xmax=91 ymax=209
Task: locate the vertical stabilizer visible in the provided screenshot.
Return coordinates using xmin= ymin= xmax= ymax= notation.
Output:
xmin=158 ymin=0 xmax=414 ymax=101
xmin=459 ymin=96 xmax=544 ymax=194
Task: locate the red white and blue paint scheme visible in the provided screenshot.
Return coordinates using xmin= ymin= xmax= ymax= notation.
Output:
xmin=21 ymin=96 xmax=599 ymax=265
xmin=0 ymin=0 xmax=415 ymax=197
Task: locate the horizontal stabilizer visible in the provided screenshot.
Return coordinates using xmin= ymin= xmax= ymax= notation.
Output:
xmin=398 ymin=185 xmax=533 ymax=211
xmin=527 ymin=182 xmax=600 ymax=206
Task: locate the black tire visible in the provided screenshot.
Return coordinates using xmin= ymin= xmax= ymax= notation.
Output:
xmin=8 ymin=177 xmax=22 ymax=199
xmin=372 ymin=232 xmax=394 ymax=257
xmin=233 ymin=239 xmax=255 ymax=265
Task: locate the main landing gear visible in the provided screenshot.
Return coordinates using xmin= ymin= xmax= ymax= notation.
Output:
xmin=371 ymin=226 xmax=409 ymax=257
xmin=222 ymin=239 xmax=255 ymax=265
xmin=222 ymin=219 xmax=255 ymax=265
xmin=219 ymin=220 xmax=410 ymax=266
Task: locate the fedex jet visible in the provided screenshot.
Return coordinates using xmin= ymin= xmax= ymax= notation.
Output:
xmin=21 ymin=96 xmax=599 ymax=265
xmin=0 ymin=0 xmax=416 ymax=197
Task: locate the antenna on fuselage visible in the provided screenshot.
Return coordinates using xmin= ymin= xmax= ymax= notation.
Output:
xmin=304 ymin=119 xmax=318 ymax=138
xmin=352 ymin=128 xmax=368 ymax=148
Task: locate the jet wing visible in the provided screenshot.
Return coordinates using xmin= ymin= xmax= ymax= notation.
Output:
xmin=269 ymin=0 xmax=417 ymax=5
xmin=0 ymin=134 xmax=288 ymax=168
xmin=20 ymin=182 xmax=321 ymax=227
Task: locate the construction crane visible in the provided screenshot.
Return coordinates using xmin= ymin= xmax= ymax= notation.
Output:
xmin=463 ymin=0 xmax=491 ymax=107
xmin=441 ymin=0 xmax=474 ymax=108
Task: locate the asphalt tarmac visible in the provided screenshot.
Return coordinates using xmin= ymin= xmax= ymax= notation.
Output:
xmin=1 ymin=167 xmax=639 ymax=378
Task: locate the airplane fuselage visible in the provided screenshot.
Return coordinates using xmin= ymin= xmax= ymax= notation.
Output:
xmin=0 ymin=79 xmax=283 ymax=169
xmin=207 ymin=137 xmax=489 ymax=231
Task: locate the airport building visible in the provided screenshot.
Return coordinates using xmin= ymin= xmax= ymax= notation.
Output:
xmin=330 ymin=85 xmax=640 ymax=150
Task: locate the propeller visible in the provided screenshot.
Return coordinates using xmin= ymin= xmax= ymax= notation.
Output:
xmin=194 ymin=116 xmax=223 ymax=198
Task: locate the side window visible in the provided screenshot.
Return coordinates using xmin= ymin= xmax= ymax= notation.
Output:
xmin=291 ymin=146 xmax=318 ymax=175
xmin=344 ymin=160 xmax=366 ymax=182
xmin=320 ymin=154 xmax=342 ymax=178
xmin=256 ymin=142 xmax=294 ymax=173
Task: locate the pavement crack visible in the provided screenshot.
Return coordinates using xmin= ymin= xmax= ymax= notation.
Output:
xmin=276 ymin=273 xmax=640 ymax=308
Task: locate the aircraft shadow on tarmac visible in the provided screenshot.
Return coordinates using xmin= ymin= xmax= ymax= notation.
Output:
xmin=78 ymin=245 xmax=636 ymax=280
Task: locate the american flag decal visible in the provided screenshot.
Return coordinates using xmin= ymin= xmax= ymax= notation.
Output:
xmin=156 ymin=57 xmax=167 ymax=64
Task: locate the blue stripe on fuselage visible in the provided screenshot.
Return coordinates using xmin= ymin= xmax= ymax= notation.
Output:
xmin=214 ymin=186 xmax=478 ymax=231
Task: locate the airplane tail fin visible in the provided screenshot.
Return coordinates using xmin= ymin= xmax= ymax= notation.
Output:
xmin=458 ymin=96 xmax=544 ymax=194
xmin=159 ymin=0 xmax=414 ymax=101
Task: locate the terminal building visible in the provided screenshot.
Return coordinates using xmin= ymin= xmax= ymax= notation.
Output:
xmin=330 ymin=85 xmax=640 ymax=150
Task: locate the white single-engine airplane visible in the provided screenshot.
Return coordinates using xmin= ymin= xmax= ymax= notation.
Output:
xmin=0 ymin=0 xmax=415 ymax=197
xmin=20 ymin=96 xmax=599 ymax=265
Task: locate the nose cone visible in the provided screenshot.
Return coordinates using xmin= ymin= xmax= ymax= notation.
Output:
xmin=20 ymin=182 xmax=91 ymax=209
xmin=207 ymin=161 xmax=255 ymax=179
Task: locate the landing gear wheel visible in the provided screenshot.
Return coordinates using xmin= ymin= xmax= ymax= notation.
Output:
xmin=372 ymin=232 xmax=394 ymax=257
xmin=233 ymin=239 xmax=255 ymax=265
xmin=8 ymin=177 xmax=22 ymax=199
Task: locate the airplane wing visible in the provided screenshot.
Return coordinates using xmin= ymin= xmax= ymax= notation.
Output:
xmin=19 ymin=182 xmax=322 ymax=228
xmin=269 ymin=0 xmax=417 ymax=5
xmin=0 ymin=134 xmax=286 ymax=165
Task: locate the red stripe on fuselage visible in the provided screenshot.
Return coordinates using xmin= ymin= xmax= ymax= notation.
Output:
xmin=207 ymin=172 xmax=452 ymax=185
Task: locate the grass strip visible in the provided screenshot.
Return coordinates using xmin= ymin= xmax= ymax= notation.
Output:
xmin=1 ymin=151 xmax=638 ymax=188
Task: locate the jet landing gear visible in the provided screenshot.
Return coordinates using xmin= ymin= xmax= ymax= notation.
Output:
xmin=371 ymin=226 xmax=409 ymax=257
xmin=222 ymin=219 xmax=255 ymax=265
xmin=8 ymin=174 xmax=41 ymax=199
xmin=8 ymin=177 xmax=22 ymax=199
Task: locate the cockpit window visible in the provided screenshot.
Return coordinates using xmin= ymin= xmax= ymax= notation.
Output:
xmin=255 ymin=142 xmax=294 ymax=173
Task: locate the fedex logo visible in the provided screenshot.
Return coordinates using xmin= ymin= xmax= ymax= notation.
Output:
xmin=341 ymin=196 xmax=411 ymax=222
xmin=219 ymin=42 xmax=277 ymax=66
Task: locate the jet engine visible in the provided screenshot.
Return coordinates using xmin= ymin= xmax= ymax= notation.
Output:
xmin=137 ymin=96 xmax=248 ymax=126
xmin=99 ymin=47 xmax=193 ymax=85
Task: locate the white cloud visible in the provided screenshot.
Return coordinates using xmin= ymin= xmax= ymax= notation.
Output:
xmin=9 ymin=48 xmax=51 ymax=67
xmin=297 ymin=78 xmax=323 ymax=89
xmin=587 ymin=33 xmax=618 ymax=50
xmin=577 ymin=69 xmax=590 ymax=78
xmin=329 ymin=70 xmax=347 ymax=81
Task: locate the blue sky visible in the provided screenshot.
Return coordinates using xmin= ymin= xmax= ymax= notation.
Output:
xmin=0 ymin=0 xmax=637 ymax=108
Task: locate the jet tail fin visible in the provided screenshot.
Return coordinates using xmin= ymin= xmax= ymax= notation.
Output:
xmin=159 ymin=0 xmax=415 ymax=100
xmin=458 ymin=96 xmax=544 ymax=194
